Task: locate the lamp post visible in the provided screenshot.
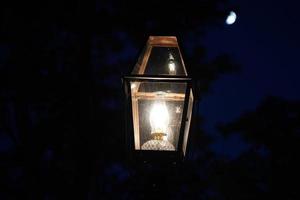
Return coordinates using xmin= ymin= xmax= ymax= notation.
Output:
xmin=123 ymin=36 xmax=194 ymax=163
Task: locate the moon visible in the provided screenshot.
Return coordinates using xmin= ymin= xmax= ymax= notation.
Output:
xmin=226 ymin=11 xmax=237 ymax=25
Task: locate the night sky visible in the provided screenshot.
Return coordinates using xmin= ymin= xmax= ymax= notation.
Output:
xmin=201 ymin=0 xmax=300 ymax=158
xmin=0 ymin=0 xmax=299 ymax=199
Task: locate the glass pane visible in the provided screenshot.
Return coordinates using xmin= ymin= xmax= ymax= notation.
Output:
xmin=130 ymin=81 xmax=187 ymax=151
xmin=183 ymin=89 xmax=193 ymax=155
xmin=143 ymin=47 xmax=187 ymax=76
xmin=131 ymin=36 xmax=188 ymax=76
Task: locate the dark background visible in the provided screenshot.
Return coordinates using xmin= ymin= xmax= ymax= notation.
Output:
xmin=1 ymin=0 xmax=299 ymax=199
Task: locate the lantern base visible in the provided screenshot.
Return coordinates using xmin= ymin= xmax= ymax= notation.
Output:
xmin=141 ymin=140 xmax=175 ymax=151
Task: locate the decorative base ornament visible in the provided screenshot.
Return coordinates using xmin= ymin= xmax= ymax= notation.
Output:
xmin=141 ymin=132 xmax=175 ymax=151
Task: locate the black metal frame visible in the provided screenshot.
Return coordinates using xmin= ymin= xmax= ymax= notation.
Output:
xmin=122 ymin=75 xmax=193 ymax=163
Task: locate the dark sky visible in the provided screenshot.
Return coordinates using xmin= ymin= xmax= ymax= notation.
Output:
xmin=201 ymin=0 xmax=300 ymax=158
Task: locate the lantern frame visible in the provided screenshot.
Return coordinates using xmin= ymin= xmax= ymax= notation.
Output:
xmin=122 ymin=36 xmax=194 ymax=163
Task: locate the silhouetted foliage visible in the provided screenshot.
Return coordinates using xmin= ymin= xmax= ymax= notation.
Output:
xmin=217 ymin=96 xmax=300 ymax=199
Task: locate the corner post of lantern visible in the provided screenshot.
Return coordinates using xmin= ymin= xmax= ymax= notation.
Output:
xmin=177 ymin=79 xmax=192 ymax=158
xmin=123 ymin=36 xmax=194 ymax=164
xmin=122 ymin=77 xmax=134 ymax=158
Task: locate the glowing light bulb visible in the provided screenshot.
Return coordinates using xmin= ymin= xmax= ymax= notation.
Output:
xmin=149 ymin=102 xmax=169 ymax=135
xmin=141 ymin=100 xmax=175 ymax=151
xmin=168 ymin=53 xmax=176 ymax=75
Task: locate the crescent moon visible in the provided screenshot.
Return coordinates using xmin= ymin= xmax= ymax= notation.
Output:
xmin=226 ymin=11 xmax=237 ymax=25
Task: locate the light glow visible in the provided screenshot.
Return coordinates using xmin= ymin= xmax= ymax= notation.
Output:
xmin=131 ymin=83 xmax=136 ymax=89
xmin=168 ymin=53 xmax=176 ymax=74
xmin=149 ymin=102 xmax=169 ymax=136
xmin=168 ymin=61 xmax=176 ymax=73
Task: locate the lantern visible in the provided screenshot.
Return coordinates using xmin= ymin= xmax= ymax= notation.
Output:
xmin=123 ymin=36 xmax=194 ymax=162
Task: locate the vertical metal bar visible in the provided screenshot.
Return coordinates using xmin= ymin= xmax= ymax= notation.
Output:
xmin=177 ymin=81 xmax=191 ymax=159
xmin=131 ymin=88 xmax=140 ymax=150
xmin=124 ymin=79 xmax=135 ymax=153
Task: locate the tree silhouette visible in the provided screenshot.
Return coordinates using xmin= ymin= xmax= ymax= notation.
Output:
xmin=217 ymin=96 xmax=300 ymax=199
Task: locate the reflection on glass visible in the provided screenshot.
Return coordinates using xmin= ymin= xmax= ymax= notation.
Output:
xmin=168 ymin=53 xmax=176 ymax=75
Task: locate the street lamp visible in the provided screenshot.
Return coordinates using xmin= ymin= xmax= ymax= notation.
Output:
xmin=123 ymin=36 xmax=194 ymax=162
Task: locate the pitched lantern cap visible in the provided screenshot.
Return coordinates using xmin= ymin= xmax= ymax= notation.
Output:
xmin=148 ymin=36 xmax=178 ymax=46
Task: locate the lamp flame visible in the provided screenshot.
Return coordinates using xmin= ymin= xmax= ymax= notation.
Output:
xmin=149 ymin=102 xmax=169 ymax=136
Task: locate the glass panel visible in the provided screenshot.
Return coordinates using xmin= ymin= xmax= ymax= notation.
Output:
xmin=131 ymin=36 xmax=188 ymax=76
xmin=183 ymin=89 xmax=193 ymax=155
xmin=130 ymin=81 xmax=187 ymax=151
xmin=143 ymin=47 xmax=187 ymax=76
